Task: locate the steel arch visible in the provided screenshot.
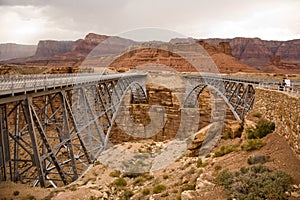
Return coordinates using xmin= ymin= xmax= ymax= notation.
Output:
xmin=183 ymin=75 xmax=255 ymax=121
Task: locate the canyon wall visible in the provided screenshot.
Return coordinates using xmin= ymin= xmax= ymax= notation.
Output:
xmin=204 ymin=37 xmax=300 ymax=70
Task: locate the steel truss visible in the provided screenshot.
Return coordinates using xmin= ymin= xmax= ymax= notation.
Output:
xmin=0 ymin=73 xmax=147 ymax=187
xmin=184 ymin=75 xmax=255 ymax=121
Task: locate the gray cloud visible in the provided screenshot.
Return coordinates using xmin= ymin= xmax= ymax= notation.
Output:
xmin=0 ymin=0 xmax=299 ymax=44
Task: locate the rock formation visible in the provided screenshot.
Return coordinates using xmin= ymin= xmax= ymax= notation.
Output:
xmin=0 ymin=43 xmax=36 ymax=61
xmin=203 ymin=37 xmax=300 ymax=73
xmin=2 ymin=34 xmax=300 ymax=74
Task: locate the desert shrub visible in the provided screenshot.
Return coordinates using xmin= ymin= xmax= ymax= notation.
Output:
xmin=214 ymin=165 xmax=222 ymax=171
xmin=247 ymin=119 xmax=275 ymax=139
xmin=120 ymin=189 xmax=134 ymax=200
xmin=214 ymin=145 xmax=237 ymax=157
xmin=13 ymin=191 xmax=20 ymax=196
xmin=196 ymin=158 xmax=208 ymax=168
xmin=163 ymin=174 xmax=169 ymax=179
xmin=93 ymin=160 xmax=100 ymax=166
xmin=216 ymin=165 xmax=292 ymax=200
xmin=112 ymin=177 xmax=127 ymax=187
xmin=133 ymin=176 xmax=146 ymax=186
xmin=109 ymin=170 xmax=121 ymax=177
xmin=181 ymin=183 xmax=196 ymax=192
xmin=142 ymin=188 xmax=150 ymax=195
xmin=153 ymin=184 xmax=166 ymax=194
xmin=241 ymin=139 xmax=264 ymax=151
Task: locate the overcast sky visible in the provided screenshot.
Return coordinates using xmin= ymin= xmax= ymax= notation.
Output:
xmin=0 ymin=0 xmax=299 ymax=44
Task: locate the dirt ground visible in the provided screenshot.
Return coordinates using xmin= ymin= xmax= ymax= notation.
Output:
xmin=1 ymin=130 xmax=299 ymax=200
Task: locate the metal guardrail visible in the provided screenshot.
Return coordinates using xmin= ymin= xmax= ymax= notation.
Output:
xmin=1 ymin=72 xmax=299 ymax=97
xmin=185 ymin=73 xmax=300 ymax=96
xmin=0 ymin=73 xmax=147 ymax=96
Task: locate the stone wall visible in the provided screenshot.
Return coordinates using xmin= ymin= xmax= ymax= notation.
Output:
xmin=248 ymin=88 xmax=300 ymax=156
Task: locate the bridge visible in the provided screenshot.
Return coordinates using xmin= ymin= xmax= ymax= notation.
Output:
xmin=0 ymin=72 xmax=298 ymax=187
xmin=0 ymin=73 xmax=147 ymax=187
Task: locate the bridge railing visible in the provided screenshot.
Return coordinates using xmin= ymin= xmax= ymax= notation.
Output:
xmin=185 ymin=73 xmax=300 ymax=96
xmin=0 ymin=73 xmax=147 ymax=96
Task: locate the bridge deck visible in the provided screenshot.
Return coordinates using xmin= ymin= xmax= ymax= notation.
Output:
xmin=0 ymin=73 xmax=147 ymax=97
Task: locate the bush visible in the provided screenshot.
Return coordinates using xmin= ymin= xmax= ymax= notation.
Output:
xmin=196 ymin=158 xmax=208 ymax=168
xmin=109 ymin=170 xmax=121 ymax=177
xmin=142 ymin=188 xmax=150 ymax=195
xmin=214 ymin=145 xmax=237 ymax=157
xmin=214 ymin=165 xmax=222 ymax=171
xmin=93 ymin=160 xmax=100 ymax=166
xmin=216 ymin=165 xmax=292 ymax=199
xmin=121 ymin=189 xmax=134 ymax=200
xmin=163 ymin=174 xmax=169 ymax=179
xmin=247 ymin=119 xmax=275 ymax=139
xmin=133 ymin=176 xmax=146 ymax=186
xmin=13 ymin=191 xmax=20 ymax=196
xmin=181 ymin=183 xmax=196 ymax=192
xmin=153 ymin=184 xmax=166 ymax=194
xmin=241 ymin=139 xmax=264 ymax=151
xmin=112 ymin=177 xmax=127 ymax=187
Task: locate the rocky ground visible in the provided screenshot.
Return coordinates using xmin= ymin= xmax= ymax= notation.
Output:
xmin=1 ymin=117 xmax=300 ymax=200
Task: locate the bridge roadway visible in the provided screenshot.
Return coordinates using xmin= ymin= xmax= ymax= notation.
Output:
xmin=0 ymin=73 xmax=147 ymax=96
xmin=1 ymin=72 xmax=298 ymax=96
xmin=0 ymin=72 xmax=299 ymax=187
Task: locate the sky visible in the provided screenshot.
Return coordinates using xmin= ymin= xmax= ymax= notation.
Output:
xmin=0 ymin=0 xmax=299 ymax=44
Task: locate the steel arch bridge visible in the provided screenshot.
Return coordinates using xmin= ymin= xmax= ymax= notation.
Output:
xmin=183 ymin=74 xmax=257 ymax=121
xmin=0 ymin=73 xmax=147 ymax=187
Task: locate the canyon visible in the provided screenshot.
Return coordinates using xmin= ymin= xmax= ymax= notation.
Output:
xmin=1 ymin=33 xmax=300 ymax=74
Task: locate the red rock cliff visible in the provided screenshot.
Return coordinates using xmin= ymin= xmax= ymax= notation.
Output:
xmin=204 ymin=37 xmax=300 ymax=71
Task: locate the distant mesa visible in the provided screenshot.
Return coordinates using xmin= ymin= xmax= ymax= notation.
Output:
xmin=0 ymin=43 xmax=37 ymax=61
xmin=0 ymin=33 xmax=299 ymax=74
